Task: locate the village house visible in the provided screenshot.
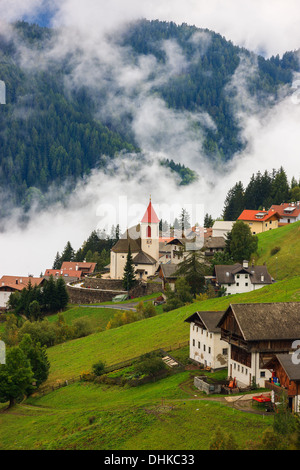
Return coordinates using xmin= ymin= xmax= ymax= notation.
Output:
xmin=237 ymin=209 xmax=280 ymax=234
xmin=162 ymin=238 xmax=186 ymax=264
xmin=0 ymin=275 xmax=44 ymax=309
xmin=203 ymin=236 xmax=226 ymax=257
xmin=60 ymin=261 xmax=97 ymax=276
xmin=263 ymin=353 xmax=300 ymax=413
xmin=110 ymin=199 xmax=160 ymax=281
xmin=217 ymin=303 xmax=300 ymax=388
xmin=185 ymin=311 xmax=228 ymax=371
xmin=212 ymin=220 xmax=234 ymax=238
xmin=44 ymin=268 xmax=83 ymax=281
xmin=158 ymin=264 xmax=178 ymax=291
xmin=269 ymin=202 xmax=300 ymax=225
xmin=213 ymin=260 xmax=273 ymax=295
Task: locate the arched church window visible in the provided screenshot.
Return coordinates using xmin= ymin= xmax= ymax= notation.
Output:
xmin=147 ymin=225 xmax=151 ymax=238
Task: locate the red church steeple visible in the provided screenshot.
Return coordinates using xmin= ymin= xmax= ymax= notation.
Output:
xmin=141 ymin=198 xmax=160 ymax=224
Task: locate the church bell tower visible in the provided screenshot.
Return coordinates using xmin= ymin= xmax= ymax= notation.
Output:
xmin=140 ymin=198 xmax=160 ymax=261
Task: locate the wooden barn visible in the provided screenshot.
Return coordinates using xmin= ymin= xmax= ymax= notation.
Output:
xmin=263 ymin=353 xmax=300 ymax=413
xmin=217 ymin=303 xmax=300 ymax=388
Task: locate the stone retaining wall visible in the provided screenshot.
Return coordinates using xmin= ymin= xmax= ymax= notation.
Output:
xmin=67 ymin=279 xmax=162 ymax=304
xmin=194 ymin=376 xmax=222 ymax=395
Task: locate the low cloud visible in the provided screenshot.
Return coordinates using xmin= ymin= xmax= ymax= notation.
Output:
xmin=0 ymin=0 xmax=300 ymax=277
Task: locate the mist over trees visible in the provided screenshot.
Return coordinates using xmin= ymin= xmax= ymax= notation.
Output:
xmin=0 ymin=20 xmax=299 ymax=215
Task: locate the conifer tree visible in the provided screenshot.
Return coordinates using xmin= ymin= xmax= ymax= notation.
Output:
xmin=122 ymin=246 xmax=136 ymax=291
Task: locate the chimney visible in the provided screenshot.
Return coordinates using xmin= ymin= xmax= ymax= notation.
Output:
xmin=243 ymin=260 xmax=249 ymax=269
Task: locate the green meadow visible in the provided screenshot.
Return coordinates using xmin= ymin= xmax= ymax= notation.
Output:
xmin=0 ymin=373 xmax=273 ymax=450
xmin=0 ymin=223 xmax=299 ymax=450
xmin=254 ymin=220 xmax=300 ymax=280
xmin=45 ymin=276 xmax=300 ymax=385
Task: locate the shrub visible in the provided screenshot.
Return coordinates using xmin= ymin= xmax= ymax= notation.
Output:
xmin=270 ymin=246 xmax=281 ymax=256
xmin=92 ymin=360 xmax=106 ymax=376
xmin=133 ymin=354 xmax=166 ymax=377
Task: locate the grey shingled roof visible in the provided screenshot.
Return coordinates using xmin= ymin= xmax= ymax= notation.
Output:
xmin=214 ymin=263 xmax=272 ymax=285
xmin=111 ymin=225 xmax=141 ymax=253
xmin=185 ymin=311 xmax=225 ymax=333
xmin=276 ymin=354 xmax=300 ymax=381
xmin=218 ymin=303 xmax=300 ymax=341
xmin=159 ymin=264 xmax=179 ymax=278
xmin=204 ymin=237 xmax=226 ymax=249
xmin=132 ymin=251 xmax=157 ymax=265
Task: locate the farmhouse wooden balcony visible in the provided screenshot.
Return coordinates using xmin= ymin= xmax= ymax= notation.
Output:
xmin=220 ymin=330 xmax=249 ymax=351
xmin=265 ymin=380 xmax=287 ymax=394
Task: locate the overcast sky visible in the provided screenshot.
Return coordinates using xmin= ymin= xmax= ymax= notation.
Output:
xmin=2 ymin=0 xmax=300 ymax=56
xmin=0 ymin=0 xmax=300 ymax=276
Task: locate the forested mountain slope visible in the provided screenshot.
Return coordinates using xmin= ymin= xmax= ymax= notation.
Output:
xmin=0 ymin=19 xmax=299 ymax=210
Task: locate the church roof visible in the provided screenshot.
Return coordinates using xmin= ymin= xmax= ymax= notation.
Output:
xmin=132 ymin=251 xmax=157 ymax=265
xmin=111 ymin=225 xmax=141 ymax=253
xmin=141 ymin=200 xmax=160 ymax=224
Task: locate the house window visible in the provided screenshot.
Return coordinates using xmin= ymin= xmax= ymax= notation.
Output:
xmin=198 ymin=342 xmax=200 ymax=348
xmin=208 ymin=347 xmax=211 ymax=354
xmin=203 ymin=345 xmax=206 ymax=352
xmin=236 ymin=274 xmax=240 ymax=279
xmin=234 ymin=363 xmax=236 ymax=370
xmin=222 ymin=348 xmax=228 ymax=355
xmin=245 ymin=283 xmax=248 ymax=287
xmin=241 ymin=367 xmax=244 ymax=373
xmin=210 ymin=334 xmax=212 ymax=339
xmin=245 ymin=369 xmax=248 ymax=375
xmin=193 ymin=339 xmax=195 ymax=346
xmin=260 ymin=371 xmax=265 ymax=378
xmin=145 ymin=271 xmax=148 ymax=275
xmin=236 ymin=283 xmax=239 ymax=287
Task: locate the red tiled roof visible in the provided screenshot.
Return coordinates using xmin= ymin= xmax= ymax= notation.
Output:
xmin=44 ymin=269 xmax=82 ymax=279
xmin=0 ymin=276 xmax=44 ymax=291
xmin=141 ymin=201 xmax=160 ymax=224
xmin=238 ymin=210 xmax=280 ymax=222
xmin=269 ymin=203 xmax=300 ymax=219
xmin=60 ymin=262 xmax=96 ymax=273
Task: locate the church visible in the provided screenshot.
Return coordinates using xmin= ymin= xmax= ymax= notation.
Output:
xmin=110 ymin=199 xmax=160 ymax=280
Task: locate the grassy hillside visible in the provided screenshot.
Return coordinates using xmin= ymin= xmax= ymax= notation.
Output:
xmin=45 ymin=276 xmax=300 ymax=385
xmin=0 ymin=373 xmax=273 ymax=450
xmin=254 ymin=221 xmax=300 ymax=280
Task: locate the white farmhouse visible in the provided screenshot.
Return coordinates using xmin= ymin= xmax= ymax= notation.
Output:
xmin=185 ymin=311 xmax=228 ymax=371
xmin=214 ymin=260 xmax=273 ymax=295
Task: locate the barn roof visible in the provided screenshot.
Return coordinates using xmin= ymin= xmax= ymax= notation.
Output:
xmin=217 ymin=303 xmax=300 ymax=341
